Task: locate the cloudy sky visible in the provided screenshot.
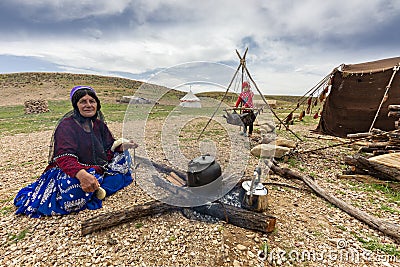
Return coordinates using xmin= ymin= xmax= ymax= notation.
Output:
xmin=0 ymin=0 xmax=399 ymax=95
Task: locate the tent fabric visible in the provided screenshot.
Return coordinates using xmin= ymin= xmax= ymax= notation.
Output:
xmin=316 ymin=57 xmax=400 ymax=137
xmin=341 ymin=57 xmax=400 ymax=74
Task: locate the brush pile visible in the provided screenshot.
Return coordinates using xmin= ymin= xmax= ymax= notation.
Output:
xmin=388 ymin=104 xmax=400 ymax=130
xmin=348 ymin=115 xmax=400 ymax=157
xmin=24 ymin=99 xmax=49 ymax=114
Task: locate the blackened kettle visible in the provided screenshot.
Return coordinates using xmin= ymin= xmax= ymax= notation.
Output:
xmin=187 ymin=154 xmax=221 ymax=187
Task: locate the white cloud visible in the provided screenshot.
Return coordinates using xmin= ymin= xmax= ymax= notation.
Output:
xmin=0 ymin=0 xmax=399 ymax=94
xmin=10 ymin=0 xmax=131 ymax=21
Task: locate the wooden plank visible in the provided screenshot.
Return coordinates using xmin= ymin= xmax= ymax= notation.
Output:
xmin=369 ymin=153 xmax=400 ymax=169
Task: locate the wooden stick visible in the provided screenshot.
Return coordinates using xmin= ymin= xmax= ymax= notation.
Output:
xmin=167 ymin=172 xmax=186 ymax=187
xmin=267 ymin=160 xmax=400 ymax=243
xmin=197 ymin=58 xmax=243 ymax=141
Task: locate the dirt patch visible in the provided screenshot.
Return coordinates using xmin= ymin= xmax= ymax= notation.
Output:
xmin=1 ymin=120 xmax=399 ymax=266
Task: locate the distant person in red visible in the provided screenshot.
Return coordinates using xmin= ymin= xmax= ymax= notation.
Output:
xmin=235 ymin=81 xmax=254 ymax=137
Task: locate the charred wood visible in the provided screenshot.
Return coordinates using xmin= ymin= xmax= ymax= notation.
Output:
xmin=81 ymin=200 xmax=277 ymax=236
xmin=192 ymin=202 xmax=276 ymax=233
xmin=388 ymin=105 xmax=400 ymax=111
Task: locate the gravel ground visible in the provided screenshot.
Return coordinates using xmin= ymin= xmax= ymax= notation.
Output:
xmin=1 ymin=119 xmax=400 ymax=267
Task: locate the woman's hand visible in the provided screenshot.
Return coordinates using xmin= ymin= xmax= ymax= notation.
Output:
xmin=75 ymin=169 xmax=100 ymax=193
xmin=111 ymin=138 xmax=139 ymax=152
xmin=121 ymin=140 xmax=139 ymax=150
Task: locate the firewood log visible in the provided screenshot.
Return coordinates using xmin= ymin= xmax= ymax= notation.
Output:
xmin=81 ymin=200 xmax=277 ymax=236
xmin=388 ymin=111 xmax=400 ymax=118
xmin=388 ymin=105 xmax=400 ymax=111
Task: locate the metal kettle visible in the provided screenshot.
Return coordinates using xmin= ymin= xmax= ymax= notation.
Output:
xmin=187 ymin=154 xmax=221 ymax=187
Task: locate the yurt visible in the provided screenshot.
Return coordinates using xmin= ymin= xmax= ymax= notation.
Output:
xmin=179 ymin=90 xmax=201 ymax=108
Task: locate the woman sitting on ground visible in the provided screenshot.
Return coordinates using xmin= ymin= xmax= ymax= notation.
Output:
xmin=14 ymin=86 xmax=138 ymax=218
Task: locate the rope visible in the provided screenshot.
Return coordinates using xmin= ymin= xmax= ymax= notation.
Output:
xmin=368 ymin=64 xmax=400 ymax=133
xmin=278 ymin=67 xmax=339 ymax=127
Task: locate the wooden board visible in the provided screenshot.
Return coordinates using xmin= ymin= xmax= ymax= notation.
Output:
xmin=368 ymin=152 xmax=400 ymax=169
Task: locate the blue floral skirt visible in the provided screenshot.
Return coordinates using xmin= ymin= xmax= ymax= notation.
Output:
xmin=14 ymin=153 xmax=133 ymax=218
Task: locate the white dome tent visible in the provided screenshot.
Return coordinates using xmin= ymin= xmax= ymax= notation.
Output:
xmin=179 ymin=89 xmax=201 ymax=108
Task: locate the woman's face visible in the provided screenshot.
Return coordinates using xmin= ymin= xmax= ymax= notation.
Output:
xmin=77 ymin=94 xmax=97 ymax=117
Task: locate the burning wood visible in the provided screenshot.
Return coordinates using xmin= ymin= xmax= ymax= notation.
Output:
xmin=81 ymin=198 xmax=276 ymax=236
xmin=80 ymin=157 xmax=277 ymax=236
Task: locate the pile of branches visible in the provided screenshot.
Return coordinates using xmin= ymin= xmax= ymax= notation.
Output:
xmin=388 ymin=104 xmax=400 ymax=130
xmin=349 ymin=129 xmax=400 ymax=156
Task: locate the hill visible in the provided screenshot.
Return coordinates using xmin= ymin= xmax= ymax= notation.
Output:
xmin=0 ymin=72 xmax=142 ymax=106
xmin=0 ymin=72 xmax=300 ymax=107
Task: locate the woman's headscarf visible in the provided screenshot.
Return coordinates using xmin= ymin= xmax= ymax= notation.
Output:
xmin=70 ymin=86 xmax=102 ymax=122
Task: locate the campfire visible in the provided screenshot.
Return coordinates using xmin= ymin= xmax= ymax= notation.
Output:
xmin=81 ymin=156 xmax=276 ymax=236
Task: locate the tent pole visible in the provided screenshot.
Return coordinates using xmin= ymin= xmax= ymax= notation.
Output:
xmin=242 ymin=64 xmax=303 ymax=142
xmin=196 ymin=60 xmax=242 ymax=141
xmin=368 ymin=64 xmax=400 ymax=133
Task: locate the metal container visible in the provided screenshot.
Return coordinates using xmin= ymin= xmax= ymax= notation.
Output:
xmin=187 ymin=155 xmax=221 ymax=187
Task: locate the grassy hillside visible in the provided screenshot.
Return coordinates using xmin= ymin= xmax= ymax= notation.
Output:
xmin=0 ymin=72 xmax=313 ymax=136
xmin=0 ymin=72 xmax=303 ymax=105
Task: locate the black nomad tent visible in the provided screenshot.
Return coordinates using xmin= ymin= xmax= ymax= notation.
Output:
xmin=316 ymin=57 xmax=400 ymax=137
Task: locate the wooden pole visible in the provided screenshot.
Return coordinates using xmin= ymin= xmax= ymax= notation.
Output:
xmin=197 ymin=56 xmax=243 ymax=141
xmin=369 ymin=64 xmax=400 ymax=132
xmin=241 ymin=61 xmax=302 ymax=141
xmin=267 ymin=160 xmax=400 ymax=243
